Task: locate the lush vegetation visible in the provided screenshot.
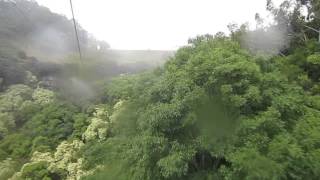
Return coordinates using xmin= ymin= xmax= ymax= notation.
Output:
xmin=81 ymin=36 xmax=320 ymax=179
xmin=1 ymin=0 xmax=320 ymax=179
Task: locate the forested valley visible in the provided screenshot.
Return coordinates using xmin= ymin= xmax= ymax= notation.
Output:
xmin=1 ymin=0 xmax=320 ymax=179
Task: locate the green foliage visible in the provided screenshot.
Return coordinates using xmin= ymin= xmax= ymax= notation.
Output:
xmin=23 ymin=102 xmax=80 ymax=148
xmin=72 ymin=113 xmax=90 ymax=139
xmin=21 ymin=162 xmax=53 ymax=180
xmin=4 ymin=1 xmax=320 ymax=179
xmin=32 ymin=88 xmax=55 ymax=105
xmin=307 ymin=54 xmax=320 ymax=65
xmin=83 ymin=33 xmax=320 ymax=180
xmin=0 ymin=85 xmax=34 ymax=138
xmin=0 ymin=133 xmax=32 ymax=159
xmin=81 ymin=141 xmax=110 ymax=170
xmin=230 ymin=148 xmax=283 ymax=180
xmin=0 ymin=84 xmax=33 ymax=112
xmin=0 ymin=159 xmax=20 ymax=180
xmin=31 ymin=136 xmax=51 ymax=153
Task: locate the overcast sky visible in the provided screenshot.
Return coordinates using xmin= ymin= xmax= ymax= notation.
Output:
xmin=35 ymin=0 xmax=283 ymax=50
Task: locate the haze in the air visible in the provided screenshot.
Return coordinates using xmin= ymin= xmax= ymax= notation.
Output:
xmin=35 ymin=0 xmax=282 ymax=50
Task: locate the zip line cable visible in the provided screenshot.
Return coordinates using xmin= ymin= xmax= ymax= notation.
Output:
xmin=5 ymin=0 xmax=83 ymax=59
xmin=69 ymin=0 xmax=82 ymax=60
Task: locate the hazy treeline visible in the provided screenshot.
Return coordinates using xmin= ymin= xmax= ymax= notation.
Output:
xmin=0 ymin=0 xmax=107 ymax=61
xmin=0 ymin=0 xmax=172 ymax=106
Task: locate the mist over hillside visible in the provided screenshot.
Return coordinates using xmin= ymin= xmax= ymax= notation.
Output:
xmin=0 ymin=0 xmax=173 ymax=106
xmin=0 ymin=0 xmax=91 ymax=60
xmin=2 ymin=0 xmax=320 ymax=180
xmin=0 ymin=0 xmax=173 ymax=64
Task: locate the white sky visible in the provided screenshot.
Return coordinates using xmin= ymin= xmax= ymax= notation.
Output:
xmin=35 ymin=0 xmax=283 ymax=50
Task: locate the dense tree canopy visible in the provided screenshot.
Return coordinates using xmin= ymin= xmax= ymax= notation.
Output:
xmin=1 ymin=0 xmax=320 ymax=179
xmin=78 ymin=31 xmax=320 ymax=179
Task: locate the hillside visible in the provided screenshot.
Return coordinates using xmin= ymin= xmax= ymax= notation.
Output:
xmin=1 ymin=0 xmax=320 ymax=180
xmin=0 ymin=0 xmax=173 ymax=64
xmin=0 ymin=0 xmax=92 ymax=61
xmin=0 ymin=0 xmax=172 ymax=104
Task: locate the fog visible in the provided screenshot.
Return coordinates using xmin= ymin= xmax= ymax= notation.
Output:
xmin=35 ymin=0 xmax=284 ymax=50
xmin=0 ymin=0 xmax=289 ymax=106
xmin=26 ymin=27 xmax=72 ymax=61
xmin=243 ymin=25 xmax=289 ymax=55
